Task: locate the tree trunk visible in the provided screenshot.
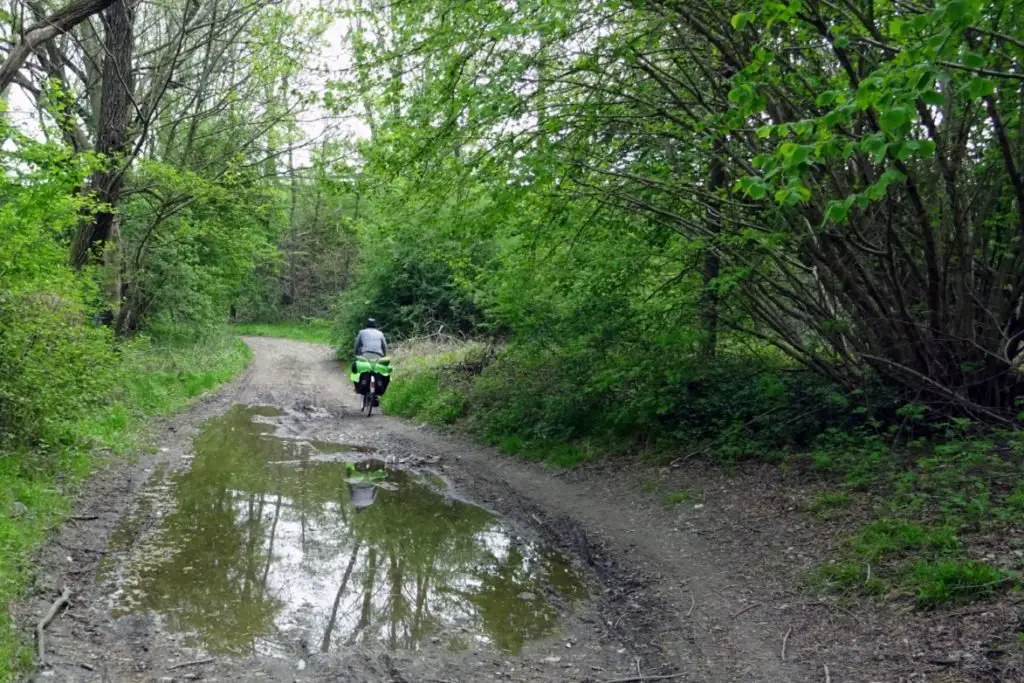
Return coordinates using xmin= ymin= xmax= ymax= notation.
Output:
xmin=70 ymin=0 xmax=137 ymax=271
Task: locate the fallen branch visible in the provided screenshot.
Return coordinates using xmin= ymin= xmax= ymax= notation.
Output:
xmin=823 ymin=664 xmax=831 ymax=683
xmin=36 ymin=586 xmax=71 ymax=665
xmin=167 ymin=657 xmax=215 ymax=671
xmin=781 ymin=627 xmax=793 ymax=662
xmin=730 ymin=602 xmax=762 ymax=619
xmin=686 ymin=594 xmax=695 ymax=617
xmin=601 ymin=674 xmax=686 ymax=683
xmin=71 ymin=515 xmax=99 ymax=521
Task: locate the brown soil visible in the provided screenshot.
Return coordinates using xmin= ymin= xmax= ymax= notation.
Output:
xmin=15 ymin=337 xmax=1022 ymax=682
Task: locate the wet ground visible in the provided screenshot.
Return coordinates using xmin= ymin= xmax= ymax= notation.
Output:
xmin=100 ymin=405 xmax=587 ymax=660
xmin=17 ymin=339 xmax=657 ymax=683
xmin=22 ymin=337 xmax=1010 ymax=683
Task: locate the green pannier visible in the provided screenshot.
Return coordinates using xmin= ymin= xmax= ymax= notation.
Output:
xmin=350 ymin=356 xmax=392 ymax=383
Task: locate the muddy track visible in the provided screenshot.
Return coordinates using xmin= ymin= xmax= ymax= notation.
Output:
xmin=19 ymin=337 xmax=1002 ymax=683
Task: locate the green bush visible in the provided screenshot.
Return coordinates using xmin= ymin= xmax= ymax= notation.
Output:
xmin=336 ymin=245 xmax=483 ymax=345
xmin=0 ymin=294 xmax=117 ymax=450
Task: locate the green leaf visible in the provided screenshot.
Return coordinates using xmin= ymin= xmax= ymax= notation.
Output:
xmin=921 ymin=90 xmax=944 ymax=106
xmin=727 ymin=85 xmax=749 ymax=105
xmin=944 ymin=0 xmax=973 ymax=23
xmin=962 ymin=52 xmax=986 ymax=69
xmin=861 ymin=133 xmax=889 ymax=162
xmin=967 ymin=77 xmax=995 ymax=98
xmin=816 ymin=91 xmax=837 ymax=107
xmin=826 ymin=201 xmax=849 ymax=223
xmin=834 ymin=36 xmax=850 ymax=48
xmin=880 ymin=107 xmax=908 ymax=132
xmin=891 ymin=142 xmax=911 ymax=161
xmin=918 ymin=139 xmax=936 ymax=158
xmin=731 ymin=12 xmax=754 ymax=30
xmin=889 ymin=19 xmax=904 ymax=37
xmin=735 ymin=176 xmax=769 ymax=200
xmin=756 ymin=125 xmax=774 ymax=139
xmin=880 ymin=168 xmax=907 ymax=185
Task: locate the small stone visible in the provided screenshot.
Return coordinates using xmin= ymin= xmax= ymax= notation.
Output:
xmin=542 ymin=656 xmax=561 ymax=664
xmin=692 ymin=504 xmax=704 ymax=509
xmin=10 ymin=501 xmax=27 ymax=518
xmin=517 ymin=592 xmax=537 ymax=601
xmin=296 ymin=659 xmax=306 ymax=671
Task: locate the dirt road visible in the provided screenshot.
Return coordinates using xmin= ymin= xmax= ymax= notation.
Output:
xmin=18 ymin=338 xmax=942 ymax=682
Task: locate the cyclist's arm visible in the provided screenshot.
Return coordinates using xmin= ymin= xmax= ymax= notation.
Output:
xmin=353 ymin=332 xmax=362 ymax=356
xmin=382 ymin=336 xmax=388 ymax=356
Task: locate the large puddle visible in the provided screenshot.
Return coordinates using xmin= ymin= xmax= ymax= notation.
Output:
xmin=101 ymin=405 xmax=586 ymax=657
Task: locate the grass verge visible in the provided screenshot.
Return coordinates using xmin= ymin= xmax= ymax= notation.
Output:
xmin=0 ymin=330 xmax=250 ymax=680
xmin=232 ymin=318 xmax=333 ymax=344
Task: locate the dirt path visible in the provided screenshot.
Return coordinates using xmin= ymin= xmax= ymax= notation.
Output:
xmin=16 ymin=337 xmax=953 ymax=683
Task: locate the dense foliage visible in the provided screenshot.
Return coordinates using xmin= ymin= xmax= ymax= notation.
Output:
xmin=331 ymin=0 xmax=1024 ymax=425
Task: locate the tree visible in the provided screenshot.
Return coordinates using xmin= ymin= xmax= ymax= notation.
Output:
xmin=331 ymin=0 xmax=1024 ymax=419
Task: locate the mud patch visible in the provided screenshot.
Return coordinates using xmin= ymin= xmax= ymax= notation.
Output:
xmin=98 ymin=405 xmax=587 ymax=660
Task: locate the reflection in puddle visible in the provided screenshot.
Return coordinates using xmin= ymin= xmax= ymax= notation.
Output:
xmin=103 ymin=405 xmax=586 ymax=656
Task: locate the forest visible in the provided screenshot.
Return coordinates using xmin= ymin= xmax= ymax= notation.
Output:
xmin=2 ymin=0 xmax=1024 ymax=677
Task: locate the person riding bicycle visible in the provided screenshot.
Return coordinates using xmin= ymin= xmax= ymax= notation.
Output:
xmin=353 ymin=318 xmax=387 ymax=360
xmin=352 ymin=318 xmax=387 ymax=395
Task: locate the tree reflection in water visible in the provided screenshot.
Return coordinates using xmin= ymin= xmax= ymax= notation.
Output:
xmin=106 ymin=405 xmax=586 ymax=656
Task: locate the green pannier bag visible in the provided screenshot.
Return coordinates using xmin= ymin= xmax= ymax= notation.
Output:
xmin=350 ymin=356 xmax=392 ymax=383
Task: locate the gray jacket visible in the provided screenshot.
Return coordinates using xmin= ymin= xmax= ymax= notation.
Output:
xmin=353 ymin=328 xmax=387 ymax=357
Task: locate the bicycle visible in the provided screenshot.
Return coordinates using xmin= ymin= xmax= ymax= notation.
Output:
xmin=360 ymin=373 xmax=378 ymax=416
xmin=353 ymin=355 xmax=389 ymax=417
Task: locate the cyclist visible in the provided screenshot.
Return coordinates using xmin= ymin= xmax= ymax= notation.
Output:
xmin=353 ymin=318 xmax=387 ymax=360
xmin=352 ymin=318 xmax=387 ymax=396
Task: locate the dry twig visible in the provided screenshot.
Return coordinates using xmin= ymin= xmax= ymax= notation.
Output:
xmin=36 ymin=586 xmax=70 ymax=665
xmin=601 ymin=674 xmax=686 ymax=683
xmin=730 ymin=601 xmax=762 ymax=619
xmin=686 ymin=594 xmax=695 ymax=617
xmin=823 ymin=664 xmax=831 ymax=683
xmin=167 ymin=657 xmax=215 ymax=671
xmin=781 ymin=627 xmax=793 ymax=662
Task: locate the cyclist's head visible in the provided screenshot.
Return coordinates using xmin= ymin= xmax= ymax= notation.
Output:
xmin=366 ymin=318 xmax=378 ymax=328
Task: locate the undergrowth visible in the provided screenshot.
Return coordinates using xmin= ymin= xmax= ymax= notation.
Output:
xmin=0 ymin=329 xmax=250 ymax=679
